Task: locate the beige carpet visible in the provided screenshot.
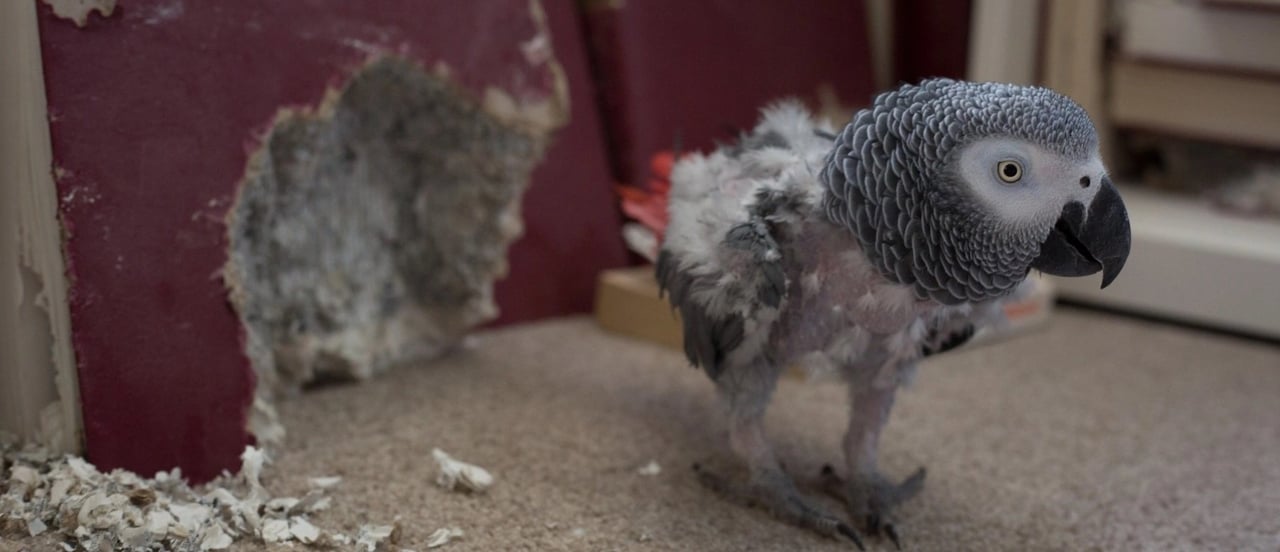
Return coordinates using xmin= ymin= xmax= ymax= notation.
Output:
xmin=6 ymin=309 xmax=1277 ymax=552
xmin=7 ymin=308 xmax=1276 ymax=551
xmin=197 ymin=307 xmax=1278 ymax=552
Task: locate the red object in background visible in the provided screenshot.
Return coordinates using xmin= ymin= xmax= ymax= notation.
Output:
xmin=38 ymin=0 xmax=623 ymax=481
xmin=581 ymin=0 xmax=876 ymax=188
xmin=614 ymin=151 xmax=675 ymax=243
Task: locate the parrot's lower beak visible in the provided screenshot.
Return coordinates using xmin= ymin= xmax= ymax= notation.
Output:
xmin=1031 ymin=176 xmax=1132 ymax=288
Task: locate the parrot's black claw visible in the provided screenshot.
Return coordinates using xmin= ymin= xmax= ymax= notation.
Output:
xmin=884 ymin=522 xmax=902 ymax=551
xmin=865 ymin=513 xmax=881 ymax=535
xmin=837 ymin=521 xmax=867 ymax=550
xmin=694 ymin=463 xmax=864 ymax=549
xmin=819 ymin=463 xmax=925 ymax=550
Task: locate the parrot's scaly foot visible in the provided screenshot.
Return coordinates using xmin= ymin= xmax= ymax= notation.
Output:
xmin=819 ymin=464 xmax=926 ymax=550
xmin=694 ymin=463 xmax=865 ymax=550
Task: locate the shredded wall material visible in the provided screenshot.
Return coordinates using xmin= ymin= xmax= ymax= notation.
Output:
xmin=0 ymin=435 xmax=400 ymax=550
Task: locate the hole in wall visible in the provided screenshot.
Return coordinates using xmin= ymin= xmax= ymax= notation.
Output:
xmin=224 ymin=56 xmax=563 ymax=442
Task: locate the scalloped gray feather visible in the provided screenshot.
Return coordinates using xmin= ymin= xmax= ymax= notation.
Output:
xmin=821 ymin=79 xmax=1097 ymax=305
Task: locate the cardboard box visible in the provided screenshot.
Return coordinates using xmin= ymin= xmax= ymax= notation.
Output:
xmin=594 ymin=267 xmax=683 ymax=351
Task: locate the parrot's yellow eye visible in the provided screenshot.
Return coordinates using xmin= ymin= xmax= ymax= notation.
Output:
xmin=996 ymin=160 xmax=1022 ymax=183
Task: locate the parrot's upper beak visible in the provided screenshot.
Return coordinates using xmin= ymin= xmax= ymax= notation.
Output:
xmin=1031 ymin=176 xmax=1132 ymax=288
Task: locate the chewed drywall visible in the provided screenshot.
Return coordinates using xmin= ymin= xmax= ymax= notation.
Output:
xmin=224 ymin=57 xmax=564 ymax=434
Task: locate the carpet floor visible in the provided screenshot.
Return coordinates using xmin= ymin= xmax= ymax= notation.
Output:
xmin=12 ymin=307 xmax=1272 ymax=551
xmin=203 ymin=307 xmax=1280 ymax=551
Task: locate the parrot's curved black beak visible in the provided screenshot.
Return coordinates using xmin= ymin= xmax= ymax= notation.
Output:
xmin=1031 ymin=176 xmax=1132 ymax=288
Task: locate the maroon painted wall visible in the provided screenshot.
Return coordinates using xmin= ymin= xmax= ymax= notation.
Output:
xmin=494 ymin=1 xmax=630 ymax=325
xmin=581 ymin=0 xmax=878 ymax=187
xmin=38 ymin=0 xmax=623 ymax=481
xmin=894 ymin=0 xmax=972 ymax=84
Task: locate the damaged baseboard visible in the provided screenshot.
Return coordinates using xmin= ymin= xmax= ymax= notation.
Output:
xmin=0 ymin=0 xmax=82 ymax=455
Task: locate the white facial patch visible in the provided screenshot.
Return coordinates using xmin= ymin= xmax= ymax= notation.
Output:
xmin=956 ymin=137 xmax=1107 ymax=226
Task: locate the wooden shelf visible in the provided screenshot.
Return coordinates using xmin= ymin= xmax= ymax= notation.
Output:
xmin=1109 ymin=60 xmax=1280 ymax=151
xmin=1052 ymin=185 xmax=1280 ymax=339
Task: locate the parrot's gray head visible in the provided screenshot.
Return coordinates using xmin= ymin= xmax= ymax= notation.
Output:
xmin=821 ymin=78 xmax=1131 ymax=305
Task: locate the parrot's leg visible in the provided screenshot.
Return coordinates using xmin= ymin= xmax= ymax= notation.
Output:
xmin=698 ymin=360 xmax=865 ymax=549
xmin=825 ymin=380 xmax=926 ymax=549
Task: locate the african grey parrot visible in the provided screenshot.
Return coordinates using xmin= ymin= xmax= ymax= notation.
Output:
xmin=656 ymin=79 xmax=1131 ymax=548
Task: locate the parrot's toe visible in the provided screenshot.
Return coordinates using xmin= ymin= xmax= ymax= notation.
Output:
xmin=819 ymin=464 xmax=926 ymax=550
xmin=694 ymin=463 xmax=865 ymax=550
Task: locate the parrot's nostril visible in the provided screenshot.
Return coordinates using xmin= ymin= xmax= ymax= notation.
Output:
xmin=1080 ymin=176 xmax=1091 ymax=188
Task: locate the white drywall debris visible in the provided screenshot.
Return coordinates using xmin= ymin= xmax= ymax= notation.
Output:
xmin=262 ymin=519 xmax=291 ymax=543
xmin=27 ymin=517 xmax=47 ymax=536
xmin=0 ymin=440 xmax=391 ymax=550
xmin=290 ymin=517 xmax=321 ymax=544
xmin=426 ymin=527 xmax=464 ymax=549
xmin=357 ymin=523 xmax=400 ymax=551
xmin=636 ymin=460 xmax=661 ymax=476
xmin=431 ymin=448 xmax=493 ymax=493
xmin=200 ymin=523 xmax=232 ymax=550
xmin=308 ymin=475 xmax=342 ymax=489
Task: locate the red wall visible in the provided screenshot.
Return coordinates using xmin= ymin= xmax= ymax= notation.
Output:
xmin=38 ymin=0 xmax=623 ymax=481
xmin=494 ymin=1 xmax=629 ymax=325
xmin=581 ymin=0 xmax=878 ymax=187
xmin=894 ymin=0 xmax=973 ymax=84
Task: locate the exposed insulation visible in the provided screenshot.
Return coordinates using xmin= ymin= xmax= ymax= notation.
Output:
xmin=225 ymin=55 xmax=563 ymax=409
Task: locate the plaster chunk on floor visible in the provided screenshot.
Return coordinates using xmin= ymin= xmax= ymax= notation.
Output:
xmin=225 ymin=56 xmax=561 ymax=405
xmin=425 ymin=527 xmax=464 ymax=549
xmin=636 ymin=460 xmax=661 ymax=476
xmin=431 ymin=448 xmax=494 ymax=493
xmin=356 ymin=523 xmax=401 ymax=551
xmin=0 ymin=436 xmax=380 ymax=550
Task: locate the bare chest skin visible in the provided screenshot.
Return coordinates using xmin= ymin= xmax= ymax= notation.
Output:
xmin=770 ymin=220 xmax=941 ymax=372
